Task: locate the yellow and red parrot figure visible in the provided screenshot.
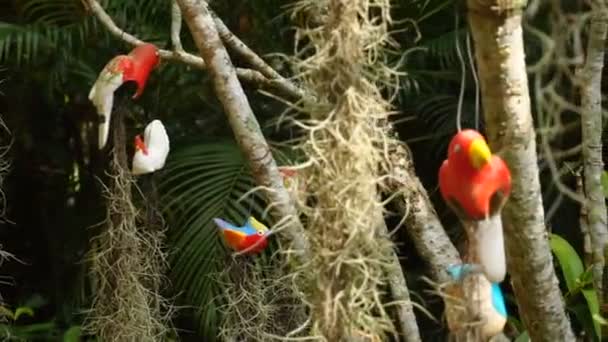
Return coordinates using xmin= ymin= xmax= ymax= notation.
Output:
xmin=212 ymin=216 xmax=271 ymax=255
xmin=438 ymin=129 xmax=512 ymax=282
xmin=278 ymin=166 xmax=297 ymax=187
xmin=88 ymin=43 xmax=160 ymax=149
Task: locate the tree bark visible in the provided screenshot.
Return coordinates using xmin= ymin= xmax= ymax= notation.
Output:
xmin=466 ymin=1 xmax=575 ymax=340
xmin=379 ymin=220 xmax=422 ymax=342
xmin=390 ymin=144 xmax=462 ymax=284
xmin=580 ymin=4 xmax=608 ymax=304
xmin=86 ymin=0 xmax=304 ymax=100
xmin=175 ymin=0 xmax=311 ymax=260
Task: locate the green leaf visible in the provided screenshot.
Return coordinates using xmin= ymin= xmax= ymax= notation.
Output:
xmin=14 ymin=307 xmax=34 ymax=321
xmin=550 ymin=233 xmax=584 ymax=292
xmin=158 ymin=141 xmax=284 ymax=341
xmin=507 ymin=315 xmax=524 ymax=335
xmin=63 ymin=325 xmax=82 ymax=342
xmin=0 ymin=306 xmax=14 ymax=320
xmin=582 ymin=289 xmax=602 ymax=339
xmin=551 ymin=233 xmax=601 ymax=339
xmin=514 ymin=331 xmax=530 ymax=342
xmin=594 ymin=313 xmax=608 ymax=326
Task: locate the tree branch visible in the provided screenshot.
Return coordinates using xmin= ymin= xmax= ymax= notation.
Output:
xmin=174 ymin=0 xmax=310 ymax=260
xmin=389 ymin=144 xmax=461 ymax=284
xmin=85 ymin=0 xmax=304 ymax=100
xmin=210 ymin=11 xmax=307 ymax=101
xmin=171 ymin=0 xmax=184 ymax=52
xmin=378 ymin=220 xmax=421 ymax=342
xmin=466 ymin=1 xmax=575 ymax=340
xmin=580 ymin=3 xmax=608 ymax=304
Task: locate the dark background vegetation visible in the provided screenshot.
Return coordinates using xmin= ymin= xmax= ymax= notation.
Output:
xmin=0 ymin=0 xmax=602 ymax=340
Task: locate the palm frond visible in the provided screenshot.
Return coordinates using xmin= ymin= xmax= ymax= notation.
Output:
xmin=420 ymin=27 xmax=468 ymax=69
xmin=19 ymin=0 xmax=84 ymax=25
xmin=158 ymin=141 xmax=291 ymax=340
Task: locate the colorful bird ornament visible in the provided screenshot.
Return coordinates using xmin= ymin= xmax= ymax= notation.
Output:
xmin=444 ymin=264 xmax=507 ymax=340
xmin=88 ymin=43 xmax=160 ymax=149
xmin=212 ymin=216 xmax=271 ymax=255
xmin=438 ymin=129 xmax=512 ymax=282
xmin=278 ymin=166 xmax=297 ymax=188
xmin=438 ymin=129 xmax=511 ymax=220
xmin=132 ymin=120 xmax=170 ymax=175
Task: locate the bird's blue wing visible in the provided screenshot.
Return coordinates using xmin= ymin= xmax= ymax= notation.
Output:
xmin=446 ymin=264 xmax=465 ymax=281
xmin=446 ymin=263 xmax=479 ymax=281
xmin=213 ymin=218 xmax=239 ymax=231
xmin=214 ymin=217 xmax=256 ymax=235
xmin=241 ymin=219 xmax=259 ymax=236
xmin=491 ymin=283 xmax=507 ymax=317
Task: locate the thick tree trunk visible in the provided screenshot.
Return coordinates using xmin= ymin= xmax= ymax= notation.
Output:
xmin=175 ymin=0 xmax=310 ymax=260
xmin=580 ymin=5 xmax=608 ymax=304
xmin=466 ymin=1 xmax=575 ymax=340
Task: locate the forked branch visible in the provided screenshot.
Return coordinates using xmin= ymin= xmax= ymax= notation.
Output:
xmin=85 ymin=0 xmax=304 ymax=100
xmin=580 ymin=2 xmax=608 ymax=308
xmin=174 ymin=0 xmax=311 ymax=259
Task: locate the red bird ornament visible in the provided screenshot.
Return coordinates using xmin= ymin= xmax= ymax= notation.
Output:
xmin=89 ymin=43 xmax=160 ymax=149
xmin=438 ymin=129 xmax=512 ymax=282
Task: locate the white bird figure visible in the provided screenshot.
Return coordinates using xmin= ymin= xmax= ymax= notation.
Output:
xmin=474 ymin=214 xmax=506 ymax=283
xmin=132 ymin=120 xmax=170 ymax=175
xmin=88 ymin=44 xmax=160 ymax=149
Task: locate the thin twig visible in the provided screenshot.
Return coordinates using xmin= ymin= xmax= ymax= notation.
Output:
xmin=382 ymin=221 xmax=422 ymax=342
xmin=86 ymin=0 xmax=304 ymax=100
xmin=210 ymin=11 xmax=308 ymax=101
xmin=171 ymin=0 xmax=184 ymax=52
xmin=388 ymin=144 xmax=461 ymax=284
xmin=577 ymin=169 xmax=593 ymax=266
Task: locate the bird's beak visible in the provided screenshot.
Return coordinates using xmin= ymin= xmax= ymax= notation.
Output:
xmin=468 ymin=138 xmax=492 ymax=169
xmin=248 ymin=216 xmax=270 ymax=234
xmin=134 ymin=135 xmax=149 ymax=155
xmin=132 ymin=83 xmax=144 ymax=99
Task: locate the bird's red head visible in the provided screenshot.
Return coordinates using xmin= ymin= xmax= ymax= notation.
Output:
xmin=439 ymin=129 xmax=512 ymax=219
xmin=127 ymin=43 xmax=160 ymax=99
xmin=446 ymin=129 xmax=493 ymax=173
xmin=134 ymin=135 xmax=148 ymax=155
xmin=278 ymin=167 xmax=297 ymax=178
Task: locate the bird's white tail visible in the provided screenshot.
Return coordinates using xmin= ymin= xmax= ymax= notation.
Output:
xmin=88 ymin=68 xmax=124 ymax=149
xmin=475 ymin=214 xmax=506 ymax=283
xmin=98 ymin=121 xmax=110 ymax=149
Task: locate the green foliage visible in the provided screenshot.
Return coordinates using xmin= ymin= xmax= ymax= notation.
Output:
xmin=62 ymin=326 xmax=82 ymax=342
xmin=393 ymin=1 xmax=482 ymax=159
xmin=550 ymin=233 xmax=602 ymax=340
xmin=158 ymin=141 xmax=290 ymax=340
xmin=0 ymin=294 xmax=90 ymax=342
xmin=0 ymin=0 xmax=171 ymax=100
xmin=514 ymin=330 xmax=530 ymax=342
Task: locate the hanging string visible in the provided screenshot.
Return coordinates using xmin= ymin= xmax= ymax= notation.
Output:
xmin=246 ymin=197 xmax=254 ymax=218
xmin=466 ymin=30 xmax=480 ymax=131
xmin=454 ymin=4 xmax=466 ymax=133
